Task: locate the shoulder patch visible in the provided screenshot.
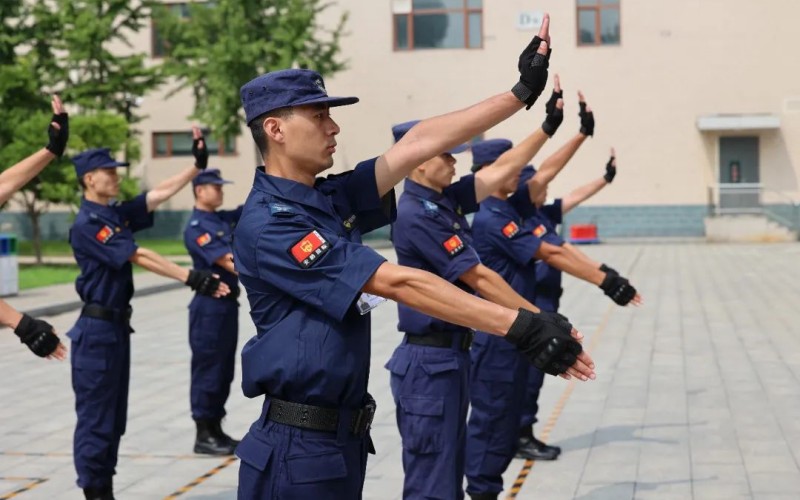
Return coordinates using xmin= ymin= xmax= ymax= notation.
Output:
xmin=190 ymin=219 xmax=200 ymax=227
xmin=95 ymin=225 xmax=114 ymax=244
xmin=422 ymin=200 xmax=438 ymax=212
xmin=196 ymin=233 xmax=212 ymax=247
xmin=502 ymin=221 xmax=520 ymax=238
xmin=289 ymin=230 xmax=331 ymax=268
xmin=533 ymin=224 xmax=547 ymax=237
xmin=442 ymin=234 xmax=465 ymax=258
xmin=269 ymin=202 xmax=295 ymax=216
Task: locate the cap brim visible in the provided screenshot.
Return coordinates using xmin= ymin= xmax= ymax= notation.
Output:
xmin=297 ymin=96 xmax=360 ymax=109
xmin=448 ymin=144 xmax=469 ymax=155
xmin=98 ymin=161 xmax=130 ymax=169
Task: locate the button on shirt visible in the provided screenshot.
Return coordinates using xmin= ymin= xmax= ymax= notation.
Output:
xmin=69 ymin=193 xmax=154 ymax=309
xmin=184 ymin=206 xmax=243 ymax=298
xmin=392 ymin=176 xmax=480 ymax=335
xmin=233 ymin=158 xmax=396 ymax=409
xmin=471 ymin=196 xmax=542 ymax=299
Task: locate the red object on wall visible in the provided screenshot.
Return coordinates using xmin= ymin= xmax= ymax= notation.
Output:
xmin=570 ymin=224 xmax=599 ymax=244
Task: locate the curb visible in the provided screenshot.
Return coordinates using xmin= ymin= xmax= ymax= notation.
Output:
xmin=23 ymin=281 xmax=185 ymax=319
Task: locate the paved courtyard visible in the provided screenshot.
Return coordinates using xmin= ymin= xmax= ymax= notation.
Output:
xmin=2 ymin=242 xmax=800 ymax=499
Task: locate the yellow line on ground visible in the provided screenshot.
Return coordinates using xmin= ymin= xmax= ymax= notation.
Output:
xmin=0 ymin=478 xmax=47 ymax=500
xmin=162 ymin=456 xmax=238 ymax=500
xmin=505 ymin=303 xmax=615 ymax=499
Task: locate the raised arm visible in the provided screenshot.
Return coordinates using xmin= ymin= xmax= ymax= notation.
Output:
xmin=0 ymin=96 xmax=68 ymax=204
xmin=146 ymin=126 xmax=207 ymax=211
xmin=562 ymin=148 xmax=616 ymax=213
xmin=374 ymin=15 xmax=553 ymax=196
xmin=525 ymin=90 xmax=595 ymax=201
xmin=474 ymin=127 xmax=550 ymax=202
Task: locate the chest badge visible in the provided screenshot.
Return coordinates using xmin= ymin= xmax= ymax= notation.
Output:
xmin=290 ymin=230 xmax=331 ymax=268
xmin=533 ymin=224 xmax=547 ymax=237
xmin=442 ymin=234 xmax=465 ymax=257
xmin=115 ymin=226 xmax=121 ymax=233
xmin=502 ymin=221 xmax=520 ymax=238
xmin=343 ymin=214 xmax=356 ymax=231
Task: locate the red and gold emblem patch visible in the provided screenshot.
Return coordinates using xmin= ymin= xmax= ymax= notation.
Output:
xmin=196 ymin=233 xmax=212 ymax=247
xmin=290 ymin=230 xmax=330 ymax=268
xmin=95 ymin=225 xmax=114 ymax=244
xmin=442 ymin=235 xmax=465 ymax=257
xmin=533 ymin=224 xmax=547 ymax=237
xmin=502 ymin=221 xmax=519 ymax=238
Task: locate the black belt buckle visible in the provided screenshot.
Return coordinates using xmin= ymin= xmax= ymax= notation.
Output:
xmin=353 ymin=400 xmax=376 ymax=436
xmin=460 ymin=330 xmax=474 ymax=351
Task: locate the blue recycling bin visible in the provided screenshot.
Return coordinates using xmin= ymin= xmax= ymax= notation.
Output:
xmin=0 ymin=234 xmax=19 ymax=297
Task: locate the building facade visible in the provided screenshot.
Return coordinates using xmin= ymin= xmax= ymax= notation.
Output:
xmin=4 ymin=0 xmax=799 ymax=240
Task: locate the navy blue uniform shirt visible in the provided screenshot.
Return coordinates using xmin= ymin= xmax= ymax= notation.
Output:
xmin=69 ymin=193 xmax=154 ymax=309
xmin=392 ymin=176 xmax=480 ymax=335
xmin=233 ymin=158 xmax=395 ymax=409
xmin=184 ymin=206 xmax=243 ymax=304
xmin=471 ymin=196 xmax=542 ymax=298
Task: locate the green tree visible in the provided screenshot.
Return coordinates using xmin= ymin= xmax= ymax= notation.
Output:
xmin=156 ymin=0 xmax=348 ymax=140
xmin=0 ymin=0 xmax=163 ymax=262
xmin=29 ymin=0 xmax=165 ymax=164
xmin=0 ymin=111 xmax=131 ymax=264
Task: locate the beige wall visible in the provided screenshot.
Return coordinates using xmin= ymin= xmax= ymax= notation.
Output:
xmin=132 ymin=0 xmax=800 ymax=210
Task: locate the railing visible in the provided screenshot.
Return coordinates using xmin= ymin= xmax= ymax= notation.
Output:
xmin=708 ymin=184 xmax=799 ymax=238
xmin=713 ymin=183 xmax=763 ymax=215
xmin=762 ymin=188 xmax=800 ymax=237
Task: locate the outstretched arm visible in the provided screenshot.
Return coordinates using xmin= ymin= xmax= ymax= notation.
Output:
xmin=1 ymin=299 xmax=67 ymax=360
xmin=129 ymin=247 xmax=231 ymax=298
xmin=363 ymin=262 xmax=595 ymax=380
xmin=0 ymin=96 xmax=68 ymax=204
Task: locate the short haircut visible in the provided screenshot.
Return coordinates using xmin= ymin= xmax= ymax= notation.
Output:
xmin=249 ymin=107 xmax=294 ymax=157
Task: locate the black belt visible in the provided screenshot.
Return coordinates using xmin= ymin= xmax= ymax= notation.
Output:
xmin=405 ymin=330 xmax=474 ymax=351
xmin=81 ymin=303 xmax=132 ymax=323
xmin=266 ymin=395 xmax=376 ymax=436
xmin=535 ymin=283 xmax=563 ymax=298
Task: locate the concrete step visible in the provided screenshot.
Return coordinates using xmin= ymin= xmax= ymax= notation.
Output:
xmin=704 ymin=214 xmax=798 ymax=242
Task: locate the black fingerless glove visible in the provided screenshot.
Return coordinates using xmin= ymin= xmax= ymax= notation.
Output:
xmin=541 ymin=88 xmax=564 ymax=137
xmin=192 ymin=136 xmax=208 ymax=170
xmin=14 ymin=314 xmax=60 ymax=357
xmin=599 ymin=263 xmax=619 ymax=277
xmin=579 ymin=101 xmax=594 ymax=137
xmin=505 ymin=308 xmax=582 ymax=376
xmin=604 ymin=156 xmax=616 ymax=183
xmin=511 ymin=37 xmax=551 ymax=110
xmin=46 ymin=112 xmax=69 ymax=157
xmin=186 ymin=269 xmax=221 ymax=296
xmin=599 ymin=274 xmax=637 ymax=306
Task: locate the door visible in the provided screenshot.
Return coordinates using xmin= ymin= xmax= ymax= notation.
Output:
xmin=718 ymin=136 xmax=760 ymax=212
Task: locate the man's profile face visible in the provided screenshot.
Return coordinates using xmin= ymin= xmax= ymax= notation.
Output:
xmin=280 ymin=104 xmax=341 ymax=175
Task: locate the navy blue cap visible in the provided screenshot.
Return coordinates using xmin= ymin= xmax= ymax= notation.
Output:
xmin=72 ymin=148 xmax=129 ymax=177
xmin=471 ymin=139 xmax=514 ymax=172
xmin=391 ymin=120 xmax=469 ymax=155
xmin=517 ymin=165 xmax=538 ymax=190
xmin=193 ymin=168 xmax=233 ymax=187
xmin=240 ymin=69 xmax=359 ymax=125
